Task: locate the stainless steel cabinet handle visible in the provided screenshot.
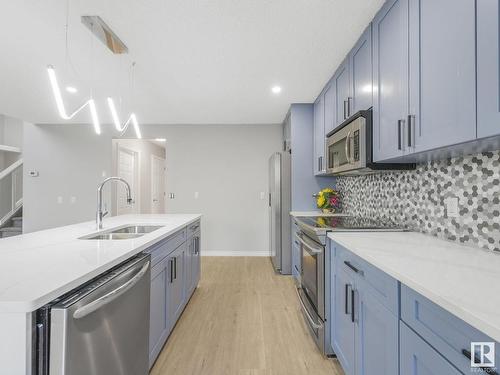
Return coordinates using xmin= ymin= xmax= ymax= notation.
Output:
xmin=319 ymin=156 xmax=323 ymax=171
xmin=344 ymin=261 xmax=364 ymax=276
xmin=347 ymin=97 xmax=353 ymax=118
xmin=73 ymin=261 xmax=150 ymax=319
xmin=170 ymin=258 xmax=174 ymax=283
xmin=295 ymin=288 xmax=322 ymax=329
xmin=318 ymin=157 xmax=321 ymax=172
xmin=398 ymin=119 xmax=405 ymax=151
xmin=351 ymin=289 xmax=356 ymax=323
xmin=408 ymin=114 xmax=415 ymax=148
xmin=343 ymin=100 xmax=348 ymax=120
xmin=345 ymin=284 xmax=350 ymax=315
xmin=174 ymin=257 xmax=177 ymax=280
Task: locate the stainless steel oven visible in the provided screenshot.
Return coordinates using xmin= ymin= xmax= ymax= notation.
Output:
xmin=295 ymin=230 xmax=326 ymax=353
xmin=326 ymin=110 xmax=415 ymax=175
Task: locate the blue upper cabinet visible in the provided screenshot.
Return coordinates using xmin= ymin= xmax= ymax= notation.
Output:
xmin=477 ymin=0 xmax=500 ymax=139
xmin=324 ymin=80 xmax=336 ymax=136
xmin=349 ymin=24 xmax=373 ymax=115
xmin=313 ymin=95 xmax=326 ymax=175
xmin=373 ymin=0 xmax=476 ymax=162
xmin=334 ymin=57 xmax=351 ymax=128
xmin=408 ymin=0 xmax=476 ymax=153
xmin=372 ymin=0 xmax=409 ymax=162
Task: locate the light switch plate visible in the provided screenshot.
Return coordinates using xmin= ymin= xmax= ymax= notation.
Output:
xmin=445 ymin=197 xmax=459 ymax=218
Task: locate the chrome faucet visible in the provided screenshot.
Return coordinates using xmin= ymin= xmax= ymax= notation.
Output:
xmin=96 ymin=177 xmax=133 ymax=229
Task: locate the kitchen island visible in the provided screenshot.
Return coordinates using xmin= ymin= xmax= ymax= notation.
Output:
xmin=0 ymin=214 xmax=201 ymax=375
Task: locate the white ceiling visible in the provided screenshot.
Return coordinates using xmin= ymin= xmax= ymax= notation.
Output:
xmin=0 ymin=0 xmax=384 ymax=125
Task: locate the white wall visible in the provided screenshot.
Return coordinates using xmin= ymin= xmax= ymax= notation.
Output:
xmin=141 ymin=125 xmax=282 ymax=255
xmin=23 ymin=123 xmax=282 ymax=255
xmin=23 ymin=124 xmax=113 ymax=232
xmin=111 ymin=139 xmax=166 ymax=215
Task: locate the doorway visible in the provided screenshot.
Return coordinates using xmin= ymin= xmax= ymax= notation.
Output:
xmin=151 ymin=155 xmax=166 ymax=214
xmin=116 ymin=146 xmax=139 ymax=215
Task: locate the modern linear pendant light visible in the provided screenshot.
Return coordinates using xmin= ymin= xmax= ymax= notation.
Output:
xmin=47 ymin=1 xmax=101 ymax=134
xmin=47 ymin=1 xmax=141 ymax=138
xmin=107 ymin=62 xmax=142 ymax=139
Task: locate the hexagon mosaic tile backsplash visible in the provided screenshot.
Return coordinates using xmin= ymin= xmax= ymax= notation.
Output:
xmin=336 ymin=150 xmax=500 ymax=252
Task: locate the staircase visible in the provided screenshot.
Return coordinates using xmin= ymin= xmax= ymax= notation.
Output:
xmin=0 ymin=158 xmax=23 ymax=239
xmin=0 ymin=211 xmax=22 ymax=238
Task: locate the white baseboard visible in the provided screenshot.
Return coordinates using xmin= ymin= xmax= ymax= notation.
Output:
xmin=202 ymin=251 xmax=269 ymax=257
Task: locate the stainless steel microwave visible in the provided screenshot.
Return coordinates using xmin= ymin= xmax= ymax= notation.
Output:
xmin=326 ymin=110 xmax=414 ymax=175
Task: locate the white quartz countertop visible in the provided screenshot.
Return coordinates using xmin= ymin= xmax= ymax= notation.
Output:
xmin=327 ymin=231 xmax=500 ymax=342
xmin=290 ymin=211 xmax=347 ymax=217
xmin=0 ymin=214 xmax=201 ymax=313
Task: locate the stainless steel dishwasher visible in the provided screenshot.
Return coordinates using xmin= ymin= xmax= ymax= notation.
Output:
xmin=35 ymin=253 xmax=151 ymax=375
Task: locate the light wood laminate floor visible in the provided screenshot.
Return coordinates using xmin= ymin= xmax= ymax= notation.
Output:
xmin=150 ymin=257 xmax=344 ymax=375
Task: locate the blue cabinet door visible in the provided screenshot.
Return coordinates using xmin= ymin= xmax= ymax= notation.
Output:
xmin=408 ymin=0 xmax=476 ymax=153
xmin=167 ymin=244 xmax=186 ymax=328
xmin=355 ymin=283 xmax=398 ymax=375
xmin=350 ymin=24 xmax=373 ymax=114
xmin=149 ymin=259 xmax=169 ymax=367
xmin=335 ymin=57 xmax=351 ymax=127
xmin=372 ymin=0 xmax=409 ymax=161
xmin=332 ymin=263 xmax=356 ymax=375
xmin=400 ymin=322 xmax=462 ymax=375
xmin=185 ymin=236 xmax=193 ymax=296
xmin=477 ymin=0 xmax=500 ymax=138
xmin=313 ymin=96 xmax=326 ymax=175
xmin=324 ymin=80 xmax=336 ymax=136
xmin=191 ymin=233 xmax=201 ymax=292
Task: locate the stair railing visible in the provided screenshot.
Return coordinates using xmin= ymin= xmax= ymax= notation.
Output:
xmin=0 ymin=159 xmax=23 ymax=226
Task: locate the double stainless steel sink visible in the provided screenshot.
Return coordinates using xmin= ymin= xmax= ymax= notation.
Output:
xmin=80 ymin=225 xmax=164 ymax=240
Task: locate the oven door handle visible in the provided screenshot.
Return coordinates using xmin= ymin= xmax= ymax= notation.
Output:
xmin=295 ymin=287 xmax=322 ymax=330
xmin=295 ymin=233 xmax=323 ymax=254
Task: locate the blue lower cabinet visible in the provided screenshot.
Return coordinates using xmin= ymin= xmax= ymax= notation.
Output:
xmin=401 ymin=322 xmax=462 ymax=375
xmin=356 ymin=283 xmax=398 ymax=375
xmin=332 ymin=264 xmax=356 ymax=374
xmin=331 ymin=240 xmax=399 ymax=375
xmin=149 ymin=258 xmax=169 ymax=367
xmin=167 ymin=243 xmax=186 ymax=326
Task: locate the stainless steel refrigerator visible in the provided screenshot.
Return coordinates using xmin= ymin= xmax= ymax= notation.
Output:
xmin=269 ymin=151 xmax=291 ymax=274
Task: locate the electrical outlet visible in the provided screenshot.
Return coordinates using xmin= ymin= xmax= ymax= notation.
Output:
xmin=445 ymin=197 xmax=459 ymax=218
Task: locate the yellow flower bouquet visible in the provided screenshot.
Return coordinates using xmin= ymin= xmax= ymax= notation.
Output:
xmin=316 ymin=188 xmax=340 ymax=213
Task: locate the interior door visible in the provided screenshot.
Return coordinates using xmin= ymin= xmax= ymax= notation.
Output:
xmin=151 ymin=155 xmax=166 ymax=214
xmin=117 ymin=146 xmax=138 ymax=215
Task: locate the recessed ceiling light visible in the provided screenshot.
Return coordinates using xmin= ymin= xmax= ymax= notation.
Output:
xmin=155 ymin=138 xmax=166 ymax=142
xmin=271 ymin=86 xmax=282 ymax=94
xmin=65 ymin=86 xmax=78 ymax=94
